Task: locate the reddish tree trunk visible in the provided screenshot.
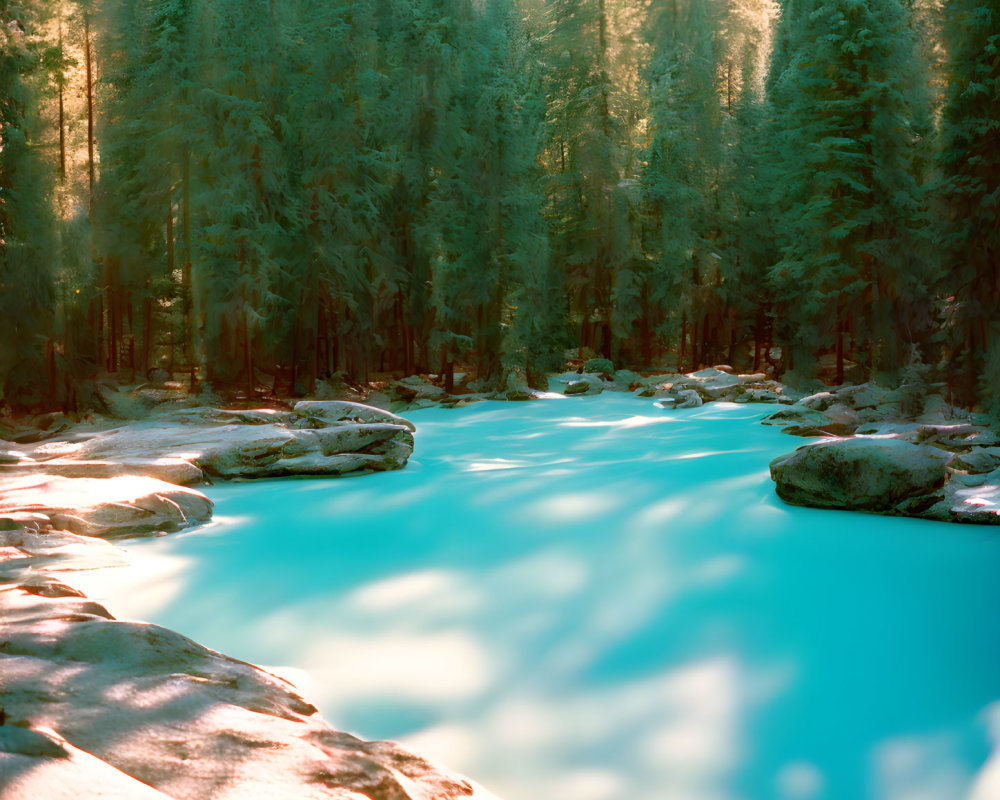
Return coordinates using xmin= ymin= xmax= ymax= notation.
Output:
xmin=678 ymin=314 xmax=687 ymax=374
xmin=85 ymin=15 xmax=94 ymax=215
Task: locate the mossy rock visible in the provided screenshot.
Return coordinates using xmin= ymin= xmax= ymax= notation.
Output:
xmin=583 ymin=358 xmax=614 ymax=375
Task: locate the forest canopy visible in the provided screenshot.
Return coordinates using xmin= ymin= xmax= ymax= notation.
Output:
xmin=0 ymin=0 xmax=998 ymax=413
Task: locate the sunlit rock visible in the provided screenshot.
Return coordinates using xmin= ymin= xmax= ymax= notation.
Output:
xmin=0 ymin=724 xmax=175 ymax=800
xmin=0 ymin=457 xmax=204 ymax=485
xmin=293 ymin=400 xmax=416 ymax=432
xmin=0 ymin=475 xmax=212 ymax=538
xmin=760 ymin=404 xmax=831 ymax=429
xmin=686 ymin=368 xmax=740 ymax=389
xmin=0 ymin=566 xmax=493 ymax=800
xmin=950 ymin=484 xmax=1000 ymax=523
xmin=61 ymin=418 xmax=414 ymax=481
xmin=917 ymin=423 xmax=1000 ymax=448
xmin=770 ymin=437 xmax=949 ymax=514
xmin=798 ymin=391 xmax=837 ymax=411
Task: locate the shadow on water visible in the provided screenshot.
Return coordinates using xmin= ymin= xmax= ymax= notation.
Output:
xmin=92 ymin=395 xmax=1000 ymax=800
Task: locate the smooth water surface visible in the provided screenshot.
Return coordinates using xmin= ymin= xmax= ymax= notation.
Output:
xmin=79 ymin=395 xmax=1000 ymax=800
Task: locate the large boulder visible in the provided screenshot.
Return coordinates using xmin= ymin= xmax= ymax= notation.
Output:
xmin=557 ymin=372 xmax=604 ymax=396
xmin=0 ymin=565 xmax=496 ymax=800
xmin=609 ymin=369 xmax=643 ymax=392
xmin=392 ymin=376 xmax=447 ymax=402
xmin=761 ymin=404 xmax=832 ymax=429
xmin=675 ymin=389 xmax=704 ymax=409
xmin=583 ymin=357 xmax=615 ymax=375
xmin=770 ymin=437 xmax=948 ymax=513
xmin=293 ymin=400 xmax=416 ymax=432
xmin=0 ymin=457 xmax=204 ymax=485
xmin=37 ymin=407 xmax=415 ymax=482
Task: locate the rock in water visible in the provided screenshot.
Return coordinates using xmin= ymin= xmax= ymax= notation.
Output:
xmin=770 ymin=438 xmax=948 ymax=513
xmin=558 ymin=372 xmax=604 ymax=396
xmin=675 ymin=389 xmax=703 ymax=409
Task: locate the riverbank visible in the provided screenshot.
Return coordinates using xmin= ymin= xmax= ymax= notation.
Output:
xmin=1 ymin=369 xmax=997 ymax=798
xmin=386 ymin=364 xmax=1000 ymax=526
xmin=65 ymin=394 xmax=1000 ymax=800
xmin=0 ymin=400 xmax=499 ymax=800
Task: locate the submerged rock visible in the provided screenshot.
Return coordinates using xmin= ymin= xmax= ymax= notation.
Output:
xmin=770 ymin=437 xmax=948 ymax=513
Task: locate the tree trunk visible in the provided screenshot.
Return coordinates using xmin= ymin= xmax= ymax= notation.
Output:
xmin=752 ymin=306 xmax=764 ymax=372
xmin=85 ymin=15 xmax=95 ymax=215
xmin=689 ymin=319 xmax=699 ymax=372
xmin=678 ymin=314 xmax=687 ymax=374
xmin=181 ymin=150 xmax=194 ymax=367
xmin=58 ymin=21 xmax=65 ymax=180
xmin=142 ymin=291 xmax=153 ymax=378
xmin=835 ymin=317 xmax=845 ymax=384
xmin=639 ymin=308 xmax=651 ymax=367
xmin=699 ymin=311 xmax=711 ymax=368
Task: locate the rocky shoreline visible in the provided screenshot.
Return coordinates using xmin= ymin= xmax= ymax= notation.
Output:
xmin=386 ymin=363 xmax=999 ymax=525
xmin=1 ymin=369 xmax=997 ymax=798
xmin=0 ymin=399 xmax=501 ymax=800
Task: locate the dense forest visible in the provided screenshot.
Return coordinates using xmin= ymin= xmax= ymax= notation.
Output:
xmin=1 ymin=0 xmax=997 ymax=414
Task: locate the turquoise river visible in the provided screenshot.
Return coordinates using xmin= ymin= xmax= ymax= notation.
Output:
xmin=78 ymin=394 xmax=1000 ymax=800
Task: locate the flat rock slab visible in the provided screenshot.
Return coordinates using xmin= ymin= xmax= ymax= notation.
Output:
xmin=292 ymin=400 xmax=417 ymax=432
xmin=0 ymin=475 xmax=213 ymax=538
xmin=7 ymin=402 xmax=416 ymax=485
xmin=951 ymin=484 xmax=1000 ymax=523
xmin=0 ymin=458 xmax=204 ymax=485
xmin=0 ymin=726 xmax=175 ymax=800
xmin=770 ymin=437 xmax=949 ymax=514
xmin=52 ymin=419 xmax=413 ymax=482
xmin=0 ymin=570 xmax=492 ymax=800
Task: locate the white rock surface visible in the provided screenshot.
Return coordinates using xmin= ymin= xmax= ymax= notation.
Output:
xmin=0 ymin=475 xmax=212 ymax=538
xmin=0 ymin=493 xmax=497 ymax=800
xmin=59 ymin=418 xmax=413 ymax=482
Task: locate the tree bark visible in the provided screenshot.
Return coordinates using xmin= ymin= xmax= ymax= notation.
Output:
xmin=678 ymin=314 xmax=687 ymax=374
xmin=85 ymin=15 xmax=95 ymax=215
xmin=58 ymin=20 xmax=65 ymax=179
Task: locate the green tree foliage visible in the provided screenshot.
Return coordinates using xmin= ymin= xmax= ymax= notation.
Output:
xmin=767 ymin=0 xmax=927 ymax=381
xmin=4 ymin=0 xmax=1000 ymax=416
xmin=937 ymin=0 xmax=1000 ymax=409
xmin=1 ymin=3 xmax=58 ymax=409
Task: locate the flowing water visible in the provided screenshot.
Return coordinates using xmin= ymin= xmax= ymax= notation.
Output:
xmin=78 ymin=394 xmax=1000 ymax=800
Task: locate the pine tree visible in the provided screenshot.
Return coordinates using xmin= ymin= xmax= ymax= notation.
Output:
xmin=767 ymin=0 xmax=925 ymax=382
xmin=1 ymin=2 xmax=58 ymax=409
xmin=937 ymin=0 xmax=1000 ymax=410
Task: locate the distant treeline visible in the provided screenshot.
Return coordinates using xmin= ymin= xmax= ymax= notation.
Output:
xmin=0 ymin=0 xmax=997 ymax=412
